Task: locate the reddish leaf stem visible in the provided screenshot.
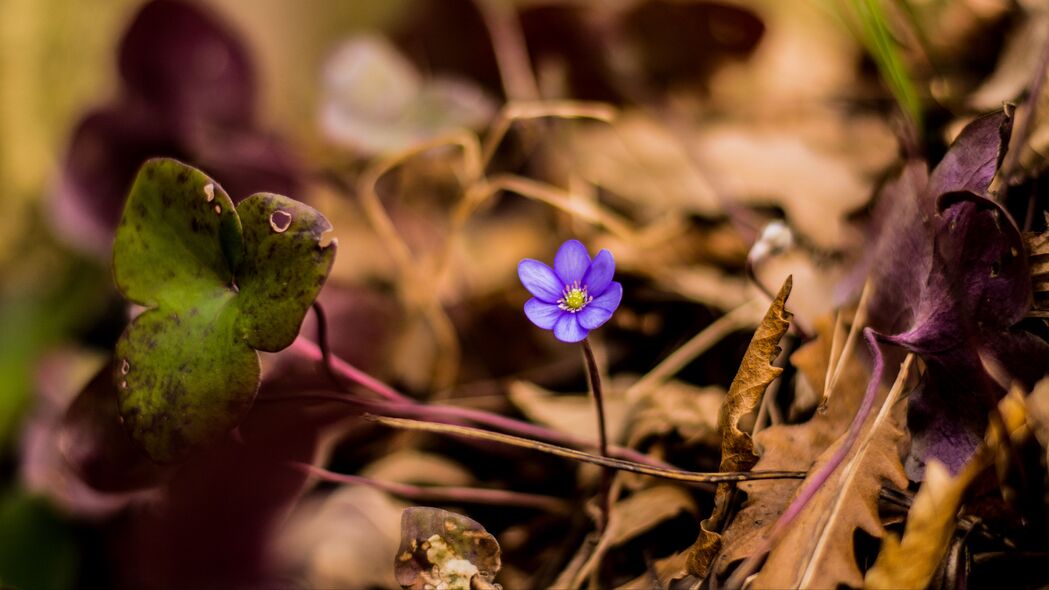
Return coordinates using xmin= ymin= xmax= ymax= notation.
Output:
xmin=291 ymin=462 xmax=571 ymax=514
xmin=286 ymin=336 xmax=667 ymax=468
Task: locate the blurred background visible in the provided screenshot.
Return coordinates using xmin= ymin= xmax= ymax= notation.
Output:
xmin=0 ymin=0 xmax=1044 ymax=587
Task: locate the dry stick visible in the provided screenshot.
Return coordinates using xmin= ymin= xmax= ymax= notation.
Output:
xmin=356 ymin=131 xmax=482 ymax=389
xmin=724 ymin=333 xmax=911 ymax=589
xmin=581 ymin=338 xmax=613 ymax=533
xmin=626 ymin=300 xmax=759 ymax=399
xmin=292 ymin=462 xmax=570 ymax=514
xmin=473 ymin=0 xmax=539 ymax=102
xmin=821 ymin=279 xmax=872 ymax=412
xmin=483 ymin=174 xmax=636 ymax=239
xmin=288 ymin=337 xmax=663 ymax=468
xmin=1001 ymin=30 xmax=1049 ymax=184
xmin=366 ymin=414 xmax=807 ymax=487
xmin=480 ymin=101 xmax=618 ymax=167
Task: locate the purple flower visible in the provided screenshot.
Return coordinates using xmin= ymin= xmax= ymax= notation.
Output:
xmin=518 ymin=240 xmax=623 ymax=343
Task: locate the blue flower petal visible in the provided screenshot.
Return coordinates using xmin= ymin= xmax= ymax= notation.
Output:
xmin=583 ymin=249 xmax=615 ymax=295
xmin=553 ymin=313 xmax=588 ymax=343
xmin=554 ymin=239 xmax=591 ymax=284
xmin=577 ymin=281 xmax=623 ymax=331
xmin=518 ymin=259 xmax=563 ymax=303
xmin=524 ymin=298 xmax=563 ymax=330
xmin=577 ymin=305 xmax=613 ymax=330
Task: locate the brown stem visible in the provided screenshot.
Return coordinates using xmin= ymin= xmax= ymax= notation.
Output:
xmin=581 ymin=337 xmax=612 ymax=533
xmin=365 ymin=414 xmax=807 ymax=489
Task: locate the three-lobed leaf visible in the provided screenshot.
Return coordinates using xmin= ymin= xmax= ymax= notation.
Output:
xmin=113 ymin=158 xmax=336 ymax=462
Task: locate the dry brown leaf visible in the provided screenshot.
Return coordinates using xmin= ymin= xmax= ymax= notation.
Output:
xmin=616 ymin=549 xmax=691 ymax=590
xmin=865 ymin=389 xmax=1030 ymax=590
xmin=626 ymin=380 xmax=723 ymax=449
xmin=750 ymin=355 xmax=909 ymax=589
xmin=1025 ymin=377 xmax=1049 ymax=448
xmin=691 ymin=117 xmax=895 ymax=250
xmin=686 ymin=276 xmax=793 ymax=577
xmin=508 ymin=380 xmax=630 ymax=444
xmin=969 ymin=0 xmax=1049 ymax=110
xmin=569 ymin=484 xmax=697 ymax=589
xmin=360 ymin=450 xmax=474 ymax=488
xmin=566 ymin=112 xmax=722 ymax=220
xmin=712 ymin=316 xmax=875 ymax=576
xmin=276 ymin=486 xmax=406 ymax=590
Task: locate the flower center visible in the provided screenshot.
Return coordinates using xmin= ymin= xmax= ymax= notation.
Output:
xmin=557 ymin=281 xmax=592 ymax=313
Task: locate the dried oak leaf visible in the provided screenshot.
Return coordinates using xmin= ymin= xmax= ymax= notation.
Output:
xmin=711 ymin=316 xmax=874 ymax=577
xmin=395 ymin=507 xmax=501 ymax=590
xmin=687 ymin=276 xmax=792 ymax=577
xmin=750 ymin=356 xmax=908 ymax=589
xmin=563 ymin=485 xmax=698 ymax=589
xmin=865 ymin=389 xmax=1029 ymax=589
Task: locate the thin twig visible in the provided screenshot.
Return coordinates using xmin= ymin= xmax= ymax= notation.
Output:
xmin=1002 ymin=30 xmax=1049 ymax=183
xmin=473 ymin=0 xmax=539 ymax=102
xmin=292 ymin=462 xmax=571 ymax=514
xmin=821 ymin=279 xmax=872 ymax=412
xmin=626 ymin=300 xmax=759 ymax=399
xmin=482 ymin=173 xmax=636 ymax=239
xmin=365 ymin=414 xmax=807 ymax=487
xmin=481 ymin=101 xmax=617 ymax=167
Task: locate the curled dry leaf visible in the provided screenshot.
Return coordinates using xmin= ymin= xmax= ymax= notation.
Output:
xmin=865 ymin=389 xmax=1030 ymax=589
xmin=687 ymin=276 xmax=792 ymax=577
xmin=395 ymin=507 xmax=502 ymax=590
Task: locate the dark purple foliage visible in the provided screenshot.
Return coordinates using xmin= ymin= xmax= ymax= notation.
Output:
xmin=51 ymin=0 xmax=301 ymax=256
xmin=867 ymin=109 xmax=1049 ymax=477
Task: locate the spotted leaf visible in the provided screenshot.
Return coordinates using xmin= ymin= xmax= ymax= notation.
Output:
xmin=113 ymin=158 xmax=336 ymax=462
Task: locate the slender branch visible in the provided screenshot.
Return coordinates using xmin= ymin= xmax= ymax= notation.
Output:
xmin=821 ymin=279 xmax=872 ymax=412
xmin=365 ymin=414 xmax=807 ymax=487
xmin=292 ymin=462 xmax=570 ymax=514
xmin=581 ymin=338 xmax=612 ymax=532
xmin=473 ymin=0 xmax=539 ymax=102
xmin=626 ymin=300 xmax=758 ymax=399
xmin=1002 ymin=30 xmax=1049 ymax=183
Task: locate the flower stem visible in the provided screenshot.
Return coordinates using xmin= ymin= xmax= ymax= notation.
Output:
xmin=580 ymin=338 xmax=613 ymax=533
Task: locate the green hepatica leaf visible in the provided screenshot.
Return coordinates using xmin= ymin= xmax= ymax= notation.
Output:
xmin=113 ymin=158 xmax=336 ymax=462
xmin=235 ymin=193 xmax=336 ymax=351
